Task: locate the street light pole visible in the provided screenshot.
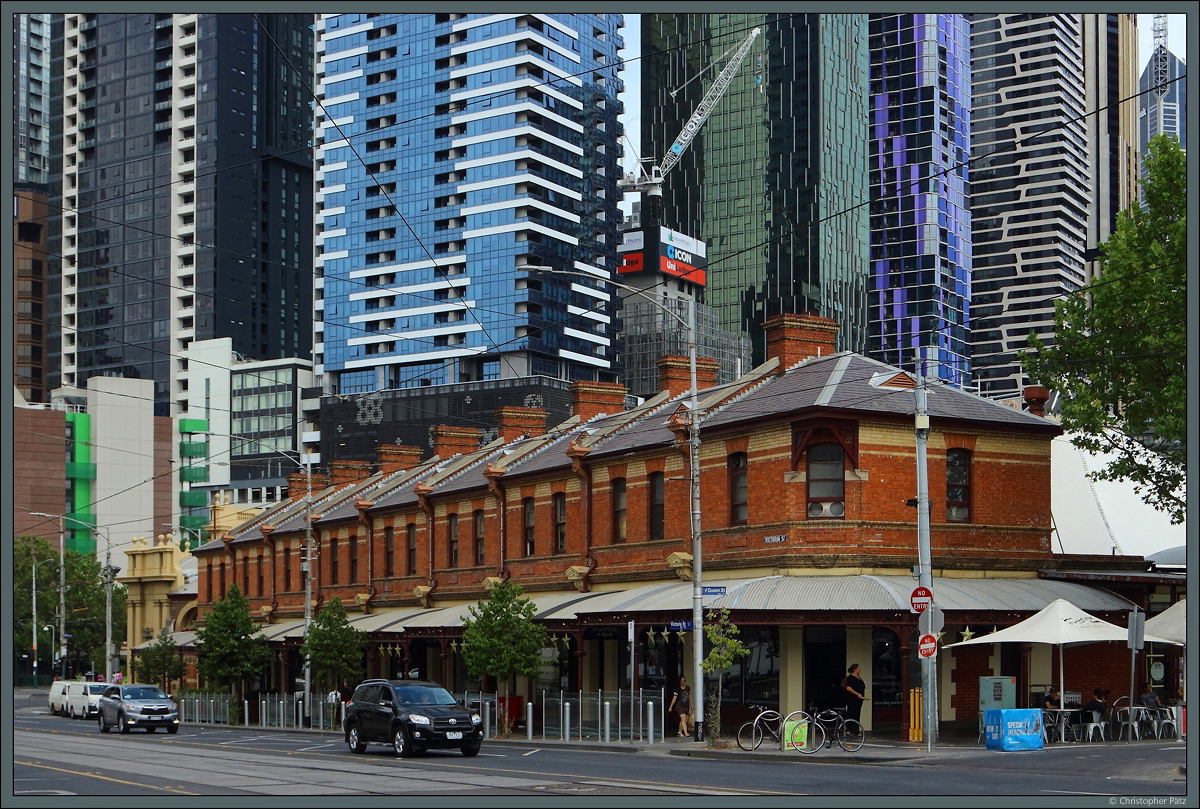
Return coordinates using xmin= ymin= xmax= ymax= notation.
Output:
xmin=519 ymin=265 xmax=706 ymax=738
xmin=32 ymin=512 xmax=68 ymax=679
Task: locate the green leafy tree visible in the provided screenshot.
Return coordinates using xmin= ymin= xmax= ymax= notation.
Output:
xmin=195 ymin=584 xmax=272 ymax=714
xmin=134 ymin=629 xmax=185 ymax=693
xmin=460 ymin=579 xmax=549 ymax=735
xmin=1022 ymin=134 xmax=1186 ymax=523
xmin=699 ymin=608 xmax=749 ymax=744
xmin=299 ymin=597 xmax=366 ymax=695
xmin=13 ymin=536 xmax=127 ymax=678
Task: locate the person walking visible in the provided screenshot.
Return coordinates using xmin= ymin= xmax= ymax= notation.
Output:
xmin=667 ymin=676 xmax=692 ymax=737
xmin=841 ymin=664 xmax=868 ymax=723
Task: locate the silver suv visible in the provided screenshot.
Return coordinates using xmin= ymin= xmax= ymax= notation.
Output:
xmin=97 ymin=683 xmax=179 ymax=734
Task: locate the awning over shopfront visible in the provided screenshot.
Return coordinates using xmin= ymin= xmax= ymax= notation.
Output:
xmin=133 ymin=630 xmax=197 ymax=651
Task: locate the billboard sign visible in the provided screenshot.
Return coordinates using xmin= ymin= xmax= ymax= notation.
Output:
xmin=618 ymin=226 xmax=707 ymax=286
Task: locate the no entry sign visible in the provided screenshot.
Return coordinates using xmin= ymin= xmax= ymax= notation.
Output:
xmin=910 ymin=586 xmax=933 ymax=614
xmin=918 ymin=633 xmax=938 ymax=658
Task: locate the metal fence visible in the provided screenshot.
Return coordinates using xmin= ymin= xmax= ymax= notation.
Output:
xmin=178 ymin=688 xmax=668 ymax=742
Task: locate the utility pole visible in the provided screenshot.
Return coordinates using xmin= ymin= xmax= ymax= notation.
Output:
xmin=685 ymin=298 xmax=705 ymax=742
xmin=914 ymin=352 xmax=935 ymax=752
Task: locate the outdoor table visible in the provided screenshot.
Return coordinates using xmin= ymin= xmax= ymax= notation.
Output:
xmin=1042 ymin=708 xmax=1078 ymax=742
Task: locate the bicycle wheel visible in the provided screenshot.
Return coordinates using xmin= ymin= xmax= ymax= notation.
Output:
xmin=838 ymin=719 xmax=865 ymax=752
xmin=789 ymin=714 xmax=825 ymax=754
xmin=736 ymin=721 xmax=763 ymax=751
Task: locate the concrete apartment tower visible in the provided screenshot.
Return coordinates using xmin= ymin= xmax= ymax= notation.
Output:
xmin=966 ymin=14 xmax=1091 ymax=400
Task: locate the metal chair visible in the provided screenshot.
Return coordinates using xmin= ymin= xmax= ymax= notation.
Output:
xmin=1114 ymin=700 xmax=1142 ymax=741
xmin=1078 ymin=710 xmax=1106 ymax=742
xmin=1151 ymin=707 xmax=1177 ymax=739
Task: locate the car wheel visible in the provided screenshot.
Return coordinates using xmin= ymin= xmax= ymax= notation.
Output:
xmin=98 ymin=712 xmax=109 ymax=733
xmin=69 ymin=705 xmax=75 ymax=719
xmin=393 ymin=726 xmax=412 ymax=758
xmin=118 ymin=713 xmax=131 ymax=734
xmin=167 ymin=726 xmax=179 ymax=735
xmin=346 ymin=723 xmax=366 ymax=754
xmin=461 ymin=744 xmax=481 ymax=758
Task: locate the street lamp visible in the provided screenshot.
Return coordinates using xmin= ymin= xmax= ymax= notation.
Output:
xmin=519 ymin=264 xmax=706 ymax=740
xmin=30 ymin=512 xmax=69 ymax=680
xmin=162 ymin=522 xmax=204 ymax=552
xmin=31 ymin=554 xmax=55 ymax=685
xmin=203 ymin=433 xmax=315 ymax=726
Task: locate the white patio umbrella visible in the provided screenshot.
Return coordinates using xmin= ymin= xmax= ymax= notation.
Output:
xmin=946 ymin=598 xmax=1180 ymax=709
xmin=1145 ymin=599 xmax=1186 ymax=645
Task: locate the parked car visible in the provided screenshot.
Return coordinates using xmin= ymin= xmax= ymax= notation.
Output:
xmin=48 ymin=681 xmax=70 ymax=716
xmin=66 ymin=681 xmax=107 ymax=719
xmin=96 ymin=683 xmax=179 ymax=734
xmin=343 ymin=679 xmax=482 ymax=758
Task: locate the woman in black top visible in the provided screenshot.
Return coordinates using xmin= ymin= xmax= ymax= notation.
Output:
xmin=667 ymin=676 xmax=692 ymax=737
xmin=841 ymin=664 xmax=867 ymax=723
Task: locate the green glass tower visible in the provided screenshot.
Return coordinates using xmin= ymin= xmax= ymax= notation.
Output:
xmin=641 ymin=13 xmax=870 ymax=362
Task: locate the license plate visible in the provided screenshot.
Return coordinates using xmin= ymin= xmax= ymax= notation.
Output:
xmin=446 ymin=731 xmax=462 ymax=740
xmin=150 ymin=715 xmax=164 ymax=720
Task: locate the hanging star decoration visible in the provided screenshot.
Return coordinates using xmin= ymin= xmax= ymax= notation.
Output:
xmin=935 ymin=631 xmax=945 ymax=644
xmin=960 ymin=627 xmax=974 ymax=642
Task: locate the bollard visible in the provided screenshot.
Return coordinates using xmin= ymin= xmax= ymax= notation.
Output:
xmin=527 ymin=702 xmax=534 ymax=741
xmin=565 ymin=702 xmax=571 ymax=741
xmin=604 ymin=702 xmax=611 ymax=743
xmin=483 ymin=700 xmax=490 ymax=740
xmin=909 ymin=687 xmax=923 ymax=742
xmin=648 ymin=700 xmax=655 ymax=745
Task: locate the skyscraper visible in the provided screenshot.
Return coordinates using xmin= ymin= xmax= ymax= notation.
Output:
xmin=1138 ymin=22 xmax=1187 ymax=165
xmin=867 ymin=13 xmax=973 ymax=387
xmin=48 ymin=12 xmax=314 ymax=415
xmin=967 ymin=14 xmax=1091 ymax=400
xmin=313 ymin=13 xmax=625 ymax=396
xmin=13 ymin=12 xmax=53 ymax=185
xmin=642 ymin=13 xmax=871 ymax=363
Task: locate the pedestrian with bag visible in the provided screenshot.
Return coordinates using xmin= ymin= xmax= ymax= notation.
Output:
xmin=668 ymin=675 xmax=692 ymax=737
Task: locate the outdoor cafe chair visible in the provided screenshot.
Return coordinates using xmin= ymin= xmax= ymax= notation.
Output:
xmin=1113 ymin=697 xmax=1142 ymax=740
xmin=1078 ymin=710 xmax=1106 ymax=742
xmin=1149 ymin=707 xmax=1177 ymax=739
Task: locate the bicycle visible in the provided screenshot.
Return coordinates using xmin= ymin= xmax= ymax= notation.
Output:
xmin=810 ymin=705 xmax=866 ymax=752
xmin=738 ymin=705 xmax=825 ymax=753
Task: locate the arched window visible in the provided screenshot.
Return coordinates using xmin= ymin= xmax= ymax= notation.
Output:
xmin=612 ymin=478 xmax=627 ymax=543
xmin=806 ymin=442 xmax=845 ymax=519
xmin=552 ymin=492 xmax=567 ymax=554
xmin=728 ymin=453 xmax=748 ymax=525
xmin=648 ymin=471 xmax=665 ymax=539
xmin=447 ymin=513 xmax=459 ymax=568
xmin=946 ymin=448 xmax=971 ymax=522
xmin=523 ymin=497 xmax=535 ymax=557
xmin=473 ymin=509 xmax=485 ymax=565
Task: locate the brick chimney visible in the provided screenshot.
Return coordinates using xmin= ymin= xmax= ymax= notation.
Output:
xmin=763 ymin=314 xmax=839 ymax=371
xmin=1023 ymin=385 xmax=1050 ymax=417
xmin=430 ymin=425 xmax=481 ymax=460
xmin=286 ymin=472 xmax=328 ymax=500
xmin=328 ymin=460 xmax=372 ymax=487
xmin=494 ymin=406 xmax=547 ymax=443
xmin=569 ymin=380 xmax=627 ymax=422
xmin=376 ymin=444 xmax=423 ymax=474
xmin=657 ymin=355 xmax=720 ymax=398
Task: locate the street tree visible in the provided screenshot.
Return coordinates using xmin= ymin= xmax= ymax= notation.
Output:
xmin=700 ymin=608 xmax=749 ymax=744
xmin=460 ymin=578 xmax=549 ymax=734
xmin=134 ymin=629 xmax=185 ymax=694
xmin=299 ymin=597 xmax=366 ymax=696
xmin=12 ymin=536 xmax=61 ymax=676
xmin=1022 ymin=134 xmax=1186 ymax=524
xmin=195 ymin=584 xmax=272 ymax=717
xmin=62 ymin=547 xmax=127 ymax=676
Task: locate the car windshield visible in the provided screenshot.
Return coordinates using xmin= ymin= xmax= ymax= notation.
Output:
xmin=122 ymin=686 xmax=166 ymax=700
xmin=88 ymin=684 xmax=106 ymax=694
xmin=394 ymin=685 xmax=458 ymax=706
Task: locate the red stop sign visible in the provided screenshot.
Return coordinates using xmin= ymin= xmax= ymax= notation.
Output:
xmin=918 ymin=634 xmax=938 ymax=658
xmin=910 ymin=586 xmax=933 ymax=613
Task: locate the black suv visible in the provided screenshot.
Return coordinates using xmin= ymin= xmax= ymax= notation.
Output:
xmin=344 ymin=679 xmax=482 ymax=757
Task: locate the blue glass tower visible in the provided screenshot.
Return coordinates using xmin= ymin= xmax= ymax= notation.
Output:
xmin=314 ymin=14 xmax=625 ymax=395
xmin=868 ymin=13 xmax=972 ymax=387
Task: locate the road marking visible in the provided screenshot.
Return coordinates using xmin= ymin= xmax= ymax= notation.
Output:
xmin=523 ymin=749 xmax=541 ymax=756
xmin=298 ymin=743 xmax=339 ymax=751
xmin=15 ymin=760 xmax=201 ymax=795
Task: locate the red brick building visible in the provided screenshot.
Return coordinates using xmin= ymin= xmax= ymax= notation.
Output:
xmin=188 ymin=315 xmax=1173 ymax=734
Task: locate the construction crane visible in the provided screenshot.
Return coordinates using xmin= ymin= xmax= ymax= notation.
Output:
xmin=619 ymin=26 xmax=761 ymax=228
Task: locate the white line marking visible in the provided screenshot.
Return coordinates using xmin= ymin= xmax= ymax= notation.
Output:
xmin=523 ymin=749 xmax=541 ymax=756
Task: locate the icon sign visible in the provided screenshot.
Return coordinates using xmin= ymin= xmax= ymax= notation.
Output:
xmin=910 ymin=586 xmax=933 ymax=614
xmin=918 ymin=634 xmax=938 ymax=658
